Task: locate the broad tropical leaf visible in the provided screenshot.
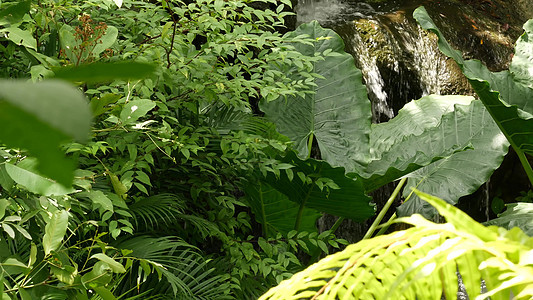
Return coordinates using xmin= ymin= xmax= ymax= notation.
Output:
xmin=260 ymin=21 xmax=371 ymax=172
xmin=414 ymin=7 xmax=533 ymax=156
xmin=362 ymin=95 xmax=481 ymax=191
xmin=0 ymin=80 xmax=91 ymax=186
xmin=394 ymin=100 xmax=508 ymax=218
xmin=260 ymin=190 xmax=533 ymax=300
xmin=263 ymin=152 xmax=374 ymax=224
xmin=485 ymin=202 xmax=533 ymax=236
xmin=244 ymin=181 xmax=321 ymax=235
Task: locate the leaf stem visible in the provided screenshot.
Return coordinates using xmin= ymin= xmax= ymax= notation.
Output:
xmin=329 ymin=216 xmax=344 ymax=235
xmin=516 ymin=149 xmax=533 ymax=187
xmin=307 ymin=132 xmax=314 ymax=159
xmin=295 ymin=133 xmax=316 ymax=231
xmin=363 ymin=177 xmax=407 ymax=240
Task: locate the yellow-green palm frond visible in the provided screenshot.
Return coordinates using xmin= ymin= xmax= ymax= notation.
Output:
xmin=260 ymin=190 xmax=533 ymax=300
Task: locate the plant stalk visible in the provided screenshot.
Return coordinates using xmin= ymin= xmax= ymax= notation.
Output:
xmin=295 ymin=133 xmax=316 ymax=231
xmin=363 ymin=177 xmax=407 ymax=240
xmin=516 ymin=148 xmax=533 ymax=187
xmin=307 ymin=132 xmax=314 ymax=159
xmin=375 ymin=179 xmax=419 ymax=236
xmin=329 ymin=216 xmax=344 ymax=235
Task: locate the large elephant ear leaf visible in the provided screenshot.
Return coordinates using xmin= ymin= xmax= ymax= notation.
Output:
xmin=485 ymin=202 xmax=533 ymax=236
xmin=362 ymin=95 xmax=477 ymax=191
xmin=244 ymin=181 xmax=321 ymax=236
xmin=414 ymin=7 xmax=533 ymax=157
xmin=260 ymin=21 xmax=371 ymax=173
xmin=263 ymin=152 xmax=374 ymax=225
xmin=396 ymin=100 xmax=508 ymax=219
xmin=510 ymin=20 xmax=533 ymax=90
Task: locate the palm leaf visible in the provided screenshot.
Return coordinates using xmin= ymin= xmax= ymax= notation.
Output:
xmin=205 ymin=103 xmax=290 ymax=142
xmin=129 ymin=194 xmax=185 ymax=229
xmin=259 ymin=191 xmax=533 ymax=300
xmin=116 ymin=236 xmax=231 ymax=299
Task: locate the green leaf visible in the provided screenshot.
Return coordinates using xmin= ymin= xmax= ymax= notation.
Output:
xmin=51 ymin=264 xmax=78 ymax=285
xmin=0 ymin=199 xmax=9 ymax=220
xmin=81 ymin=261 xmax=113 ymax=288
xmin=54 ymin=62 xmax=157 ymax=83
xmin=120 ymin=99 xmax=156 ymax=125
xmin=92 ymin=26 xmax=118 ymax=57
xmin=93 ymin=286 xmax=117 ymax=300
xmin=264 ymin=152 xmax=374 ymax=221
xmin=109 ymin=172 xmax=128 ymax=199
xmin=509 ymin=20 xmax=533 ymax=90
xmin=362 ymin=95 xmax=491 ymax=192
xmin=414 ymin=7 xmax=533 ymax=156
xmin=261 ymin=21 xmax=371 ymax=172
xmin=1 ymin=258 xmax=29 ymax=276
xmin=90 ymin=253 xmax=126 ymax=273
xmin=0 ymin=0 xmax=30 ymax=24
xmin=3 ymin=27 xmax=36 ymax=50
xmin=245 ymin=181 xmax=321 ymax=236
xmin=2 ymin=223 xmax=15 ymax=238
xmin=0 ymin=80 xmax=91 ymax=186
xmin=43 ymin=210 xmax=69 ymax=256
xmin=4 ymin=162 xmax=75 ymax=196
xmin=13 ymin=224 xmax=31 ymax=240
xmin=58 ymin=24 xmax=77 ymax=63
xmin=90 ymin=93 xmax=121 ymax=117
xmin=80 ymin=190 xmax=114 ymax=212
xmin=395 ymin=100 xmax=508 ymax=218
xmin=485 ymin=202 xmax=533 ymax=236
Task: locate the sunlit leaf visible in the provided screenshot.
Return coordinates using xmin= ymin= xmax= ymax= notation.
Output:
xmin=43 ymin=210 xmax=69 ymax=255
xmin=90 ymin=253 xmax=126 ymax=273
xmin=4 ymin=162 xmax=75 ymax=196
xmin=120 ymin=99 xmax=156 ymax=125
xmin=3 ymin=27 xmax=36 ymax=50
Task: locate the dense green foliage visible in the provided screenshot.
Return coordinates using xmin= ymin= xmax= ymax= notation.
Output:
xmin=0 ymin=0 xmax=349 ymax=298
xmin=1 ymin=0 xmax=532 ymax=299
xmin=260 ymin=8 xmax=533 ymax=299
xmin=260 ymin=191 xmax=533 ymax=300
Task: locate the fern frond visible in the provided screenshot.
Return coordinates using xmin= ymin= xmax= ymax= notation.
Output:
xmin=115 ymin=236 xmax=231 ymax=299
xmin=260 ymin=190 xmax=533 ymax=300
xmin=205 ymin=103 xmax=290 ymax=141
xmin=129 ymin=194 xmax=185 ymax=229
xmin=175 ymin=213 xmax=223 ymax=239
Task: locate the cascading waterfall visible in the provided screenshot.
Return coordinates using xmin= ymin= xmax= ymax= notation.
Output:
xmin=349 ymin=25 xmax=395 ymax=122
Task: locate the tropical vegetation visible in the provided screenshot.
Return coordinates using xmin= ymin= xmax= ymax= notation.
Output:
xmin=0 ymin=0 xmax=531 ymax=299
